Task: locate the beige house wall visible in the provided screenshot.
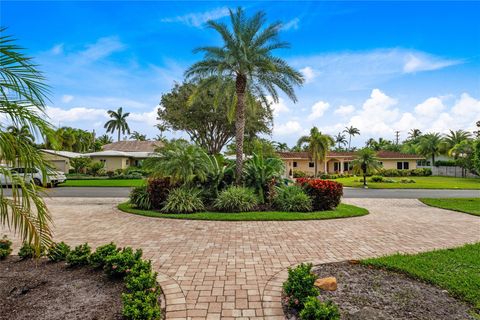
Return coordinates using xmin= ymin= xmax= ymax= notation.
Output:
xmin=90 ymin=156 xmax=129 ymax=172
xmin=41 ymin=152 xmax=70 ymax=172
xmin=381 ymin=159 xmax=417 ymax=170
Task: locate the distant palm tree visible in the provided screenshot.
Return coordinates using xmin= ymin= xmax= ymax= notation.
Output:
xmin=297 ymin=127 xmax=334 ymax=177
xmin=97 ymin=134 xmax=113 ymax=145
xmin=7 ymin=125 xmax=34 ymax=144
xmin=343 ymin=126 xmax=360 ymax=150
xmin=104 ymin=107 xmax=130 ymax=142
xmin=130 ymin=131 xmax=147 ymax=141
xmin=334 ymin=132 xmax=347 ymax=149
xmin=416 ymin=133 xmax=444 ymax=166
xmin=351 ymin=148 xmax=381 ymax=188
xmin=274 ymin=141 xmax=289 ymax=152
xmin=408 ymin=128 xmax=422 ymax=140
xmin=185 ymin=7 xmax=304 ymax=184
xmin=444 ymin=129 xmax=471 ymax=156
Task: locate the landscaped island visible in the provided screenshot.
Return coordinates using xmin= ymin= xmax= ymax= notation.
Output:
xmin=420 ymin=198 xmax=480 ymax=216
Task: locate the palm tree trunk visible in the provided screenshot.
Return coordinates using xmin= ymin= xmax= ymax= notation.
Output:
xmin=314 ymin=155 xmax=318 ymax=177
xmin=432 ymin=153 xmax=435 ymax=167
xmin=117 ymin=129 xmax=121 ymax=142
xmin=348 ymin=135 xmax=352 ymax=150
xmin=235 ymin=74 xmax=247 ymax=185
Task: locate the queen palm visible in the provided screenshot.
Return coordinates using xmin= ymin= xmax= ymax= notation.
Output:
xmin=352 ymin=148 xmax=381 ymax=188
xmin=416 ymin=132 xmax=444 ymax=166
xmin=1 ymin=28 xmax=54 ymax=253
xmin=185 ymin=7 xmax=303 ymax=184
xmin=104 ymin=107 xmax=130 ymax=142
xmin=343 ymin=126 xmax=360 ymax=150
xmin=297 ymin=127 xmax=334 ymax=177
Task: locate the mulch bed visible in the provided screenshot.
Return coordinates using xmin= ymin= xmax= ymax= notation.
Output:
xmin=0 ymin=256 xmax=125 ymax=320
xmin=283 ymin=261 xmax=476 ymax=320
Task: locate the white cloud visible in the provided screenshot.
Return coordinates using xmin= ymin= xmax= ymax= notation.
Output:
xmin=61 ymin=95 xmax=74 ymax=103
xmin=273 ymin=120 xmax=303 ymax=136
xmin=300 ymin=66 xmax=316 ymax=84
xmin=414 ymin=97 xmax=445 ymax=117
xmin=161 ymin=7 xmax=229 ymax=27
xmin=46 ymin=106 xmax=107 ymax=123
xmin=308 ymin=100 xmax=329 ymax=121
xmin=79 ymin=36 xmax=126 ymax=62
xmin=281 ymin=17 xmax=300 ymax=31
xmin=129 ymin=106 xmax=160 ymax=127
xmin=267 ymin=96 xmax=289 ymax=116
xmin=451 ymin=93 xmax=480 ymax=118
xmin=334 ymin=105 xmax=355 ymax=117
xmin=51 ymin=44 xmax=64 ymax=55
xmin=403 ymin=53 xmax=461 ymax=73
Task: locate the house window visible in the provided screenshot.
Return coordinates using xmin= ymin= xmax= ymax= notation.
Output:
xmin=100 ymin=159 xmax=106 ymax=164
xmin=126 ymin=159 xmax=130 ymax=165
xmin=293 ymin=161 xmax=298 ymax=168
xmin=334 ymin=162 xmax=339 ymax=171
xmin=343 ymin=162 xmax=349 ymax=172
xmin=379 ymin=161 xmax=383 ymax=166
xmin=397 ymin=162 xmax=402 ymax=169
xmin=403 ymin=161 xmax=409 ymax=169
xmin=397 ymin=161 xmax=409 ymax=169
xmin=308 ymin=162 xmax=314 ymax=168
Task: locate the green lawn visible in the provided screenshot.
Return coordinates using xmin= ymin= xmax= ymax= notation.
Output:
xmin=420 ymin=198 xmax=480 ymax=216
xmin=363 ymin=243 xmax=480 ymax=312
xmin=331 ymin=176 xmax=480 ymax=189
xmin=62 ymin=179 xmax=144 ymax=187
xmin=118 ymin=202 xmax=368 ymax=221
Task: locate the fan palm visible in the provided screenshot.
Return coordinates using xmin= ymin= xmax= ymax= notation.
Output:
xmin=416 ymin=133 xmax=444 ymax=165
xmin=185 ymin=7 xmax=303 ymax=184
xmin=343 ymin=126 xmax=360 ymax=150
xmin=0 ymin=28 xmax=54 ymax=253
xmin=104 ymin=107 xmax=130 ymax=142
xmin=297 ymin=127 xmax=334 ymax=177
xmin=351 ymin=148 xmax=381 ymax=188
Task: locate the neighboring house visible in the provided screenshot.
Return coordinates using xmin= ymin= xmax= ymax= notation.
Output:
xmin=417 ymin=154 xmax=452 ymax=167
xmin=84 ymin=140 xmax=163 ymax=172
xmin=40 ymin=149 xmax=82 ymax=173
xmin=278 ymin=151 xmax=424 ymax=177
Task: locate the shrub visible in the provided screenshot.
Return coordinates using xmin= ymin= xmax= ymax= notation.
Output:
xmin=130 ymin=185 xmax=152 ymax=210
xmin=106 ymin=170 xmax=115 ymax=178
xmin=0 ymin=235 xmax=12 ymax=260
xmin=293 ymin=170 xmax=307 ymax=178
xmin=125 ymin=260 xmax=157 ymax=292
xmin=147 ymin=177 xmax=178 ymax=209
xmin=378 ymin=168 xmax=431 ymax=177
xmin=47 ymin=242 xmax=71 ymax=262
xmin=104 ymin=247 xmax=143 ymax=278
xmin=214 ymin=186 xmax=258 ymax=212
xmin=89 ymin=243 xmax=120 ymax=269
xmin=296 ymin=179 xmax=343 ymax=211
xmin=162 ymin=187 xmax=204 ymax=213
xmin=370 ymin=175 xmax=384 ymax=182
xmin=274 ymin=186 xmax=312 ymax=212
xmin=88 ymin=162 xmax=105 ymax=176
xmin=283 ymin=263 xmax=319 ymax=310
xmin=66 ymin=243 xmax=91 ymax=267
xmin=435 ymin=160 xmax=458 ymax=167
xmin=122 ymin=290 xmax=161 ymax=320
xmin=400 ymin=178 xmax=416 ymax=183
xmin=299 ymin=296 xmax=340 ymax=320
xmin=18 ymin=242 xmax=38 ymax=259
xmin=112 ymin=173 xmax=143 ymax=180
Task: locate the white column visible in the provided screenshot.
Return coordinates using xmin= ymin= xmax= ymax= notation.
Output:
xmin=324 ymin=161 xmax=328 ymax=173
xmin=340 ymin=160 xmax=344 ymax=173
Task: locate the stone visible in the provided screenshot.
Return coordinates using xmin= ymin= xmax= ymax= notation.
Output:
xmin=314 ymin=277 xmax=337 ymax=291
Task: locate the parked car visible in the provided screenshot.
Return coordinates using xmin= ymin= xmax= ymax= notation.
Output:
xmin=0 ymin=167 xmax=66 ymax=187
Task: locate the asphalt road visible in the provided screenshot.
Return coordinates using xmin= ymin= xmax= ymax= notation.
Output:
xmin=3 ymin=186 xmax=477 ymax=199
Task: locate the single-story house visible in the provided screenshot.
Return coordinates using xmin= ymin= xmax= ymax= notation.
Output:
xmin=40 ymin=149 xmax=82 ymax=173
xmin=278 ymin=151 xmax=424 ymax=177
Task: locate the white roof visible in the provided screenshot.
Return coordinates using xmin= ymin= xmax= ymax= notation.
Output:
xmin=41 ymin=149 xmax=83 ymax=159
xmin=84 ymin=150 xmax=153 ymax=158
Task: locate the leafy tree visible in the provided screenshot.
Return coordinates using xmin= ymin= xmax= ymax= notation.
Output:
xmin=351 ymin=148 xmax=381 ymax=188
xmin=297 ymin=127 xmax=334 ymax=177
xmin=0 ymin=28 xmax=54 ymax=253
xmin=104 ymin=107 xmax=130 ymax=142
xmin=334 ymin=132 xmax=347 ymax=150
xmin=186 ymin=7 xmax=303 ymax=183
xmin=416 ymin=133 xmax=444 ymax=165
xmin=243 ymin=153 xmax=284 ymax=203
xmin=88 ymin=162 xmax=105 ymax=177
xmin=343 ymin=126 xmax=360 ymax=150
xmin=130 ymin=131 xmax=147 ymax=141
xmin=158 ymin=80 xmax=272 ymax=154
xmin=227 ymin=137 xmax=277 ymax=158
xmin=44 ymin=126 xmax=94 ymax=152
xmin=365 ymin=137 xmax=397 ymax=151
xmin=449 ymin=139 xmax=475 ymax=176
xmin=473 ymin=140 xmax=480 ymax=174
xmin=70 ymin=157 xmax=92 ymax=174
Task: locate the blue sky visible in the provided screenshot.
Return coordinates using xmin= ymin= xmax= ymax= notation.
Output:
xmin=3 ymin=1 xmax=480 ymax=147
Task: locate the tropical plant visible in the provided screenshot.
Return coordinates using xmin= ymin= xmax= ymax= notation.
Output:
xmin=274 ymin=141 xmax=290 ymax=152
xmin=97 ymin=133 xmax=113 ymax=145
xmin=296 ymin=178 xmax=343 ymax=210
xmin=162 ymin=187 xmax=205 ymax=213
xmin=70 ymin=156 xmax=92 ymax=174
xmin=0 ymin=235 xmax=13 ymax=259
xmin=274 ymin=186 xmax=312 ymax=212
xmin=7 ymin=125 xmax=34 ymax=144
xmin=0 ymin=27 xmax=54 ymax=254
xmin=444 ymin=129 xmax=472 ymax=156
xmin=130 ymin=131 xmax=147 ymax=141
xmin=185 ymin=7 xmax=304 ymax=184
xmin=407 ymin=128 xmax=422 ymax=141
xmin=343 ymin=126 xmax=360 ymax=150
xmin=416 ymin=133 xmax=444 ymax=165
xmin=88 ymin=161 xmax=105 ymax=176
xmin=297 ymin=127 xmax=334 ymax=177
xmin=299 ymin=297 xmax=340 ymax=320
xmin=243 ymin=153 xmax=284 ymax=203
xmin=66 ymin=243 xmax=91 ymax=267
xmin=283 ymin=263 xmax=319 ymax=310
xmin=351 ymin=148 xmax=382 ymax=187
xmin=333 ymin=132 xmax=347 ymax=150
xmin=129 ymin=185 xmax=152 ymax=210
xmin=473 ymin=140 xmax=480 ymax=174
xmin=18 ymin=241 xmax=44 ymax=259
xmin=104 ymin=107 xmax=130 ymax=142
xmin=146 ymin=177 xmax=178 ymax=209
xmin=214 ymin=186 xmax=258 ymax=212
xmin=104 ymin=247 xmax=143 ymax=278
xmin=89 ymin=242 xmax=120 ymax=269
xmin=46 ymin=241 xmax=70 ymax=262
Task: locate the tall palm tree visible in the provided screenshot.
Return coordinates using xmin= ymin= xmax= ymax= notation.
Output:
xmin=297 ymin=127 xmax=334 ymax=177
xmin=0 ymin=28 xmax=53 ymax=253
xmin=334 ymin=132 xmax=347 ymax=149
xmin=343 ymin=126 xmax=360 ymax=150
xmin=416 ymin=132 xmax=444 ymax=166
xmin=274 ymin=141 xmax=289 ymax=152
xmin=351 ymin=148 xmax=381 ymax=188
xmin=104 ymin=107 xmax=130 ymax=142
xmin=185 ymin=8 xmax=304 ymax=184
xmin=408 ymin=128 xmax=422 ymax=140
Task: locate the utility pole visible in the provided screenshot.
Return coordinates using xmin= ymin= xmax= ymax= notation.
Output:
xmin=394 ymin=130 xmax=400 ymax=145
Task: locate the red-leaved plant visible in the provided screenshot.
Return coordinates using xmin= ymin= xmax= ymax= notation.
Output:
xmin=296 ymin=178 xmax=343 ymax=211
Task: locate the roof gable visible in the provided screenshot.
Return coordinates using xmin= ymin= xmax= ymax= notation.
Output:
xmin=102 ymin=140 xmax=163 ymax=152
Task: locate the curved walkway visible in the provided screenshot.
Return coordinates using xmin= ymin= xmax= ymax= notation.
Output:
xmin=1 ymin=198 xmax=479 ymax=319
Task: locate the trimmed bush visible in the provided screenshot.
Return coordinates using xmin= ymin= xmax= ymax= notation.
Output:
xmin=214 ymin=186 xmax=258 ymax=212
xmin=122 ymin=290 xmax=161 ymax=320
xmin=47 ymin=242 xmax=71 ymax=262
xmin=66 ymin=243 xmax=91 ymax=267
xmin=370 ymin=175 xmax=384 ymax=182
xmin=130 ymin=185 xmax=152 ymax=210
xmin=299 ymin=296 xmax=340 ymax=320
xmin=296 ymin=178 xmax=343 ymax=211
xmin=125 ymin=260 xmax=157 ymax=292
xmin=0 ymin=235 xmax=12 ymax=260
xmin=162 ymin=187 xmax=204 ymax=213
xmin=274 ymin=186 xmax=312 ymax=212
xmin=378 ymin=168 xmax=432 ymax=177
xmin=104 ymin=247 xmax=143 ymax=278
xmin=18 ymin=242 xmax=38 ymax=259
xmin=89 ymin=242 xmax=120 ymax=269
xmin=400 ymin=178 xmax=416 ymax=183
xmin=146 ymin=177 xmax=178 ymax=209
xmin=283 ymin=263 xmax=319 ymax=310
xmin=293 ymin=170 xmax=308 ymax=178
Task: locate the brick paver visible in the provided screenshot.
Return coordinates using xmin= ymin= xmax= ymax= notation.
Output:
xmin=2 ymin=197 xmax=479 ymax=319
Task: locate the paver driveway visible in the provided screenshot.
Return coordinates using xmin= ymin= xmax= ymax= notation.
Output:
xmin=2 ymin=198 xmax=479 ymax=319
